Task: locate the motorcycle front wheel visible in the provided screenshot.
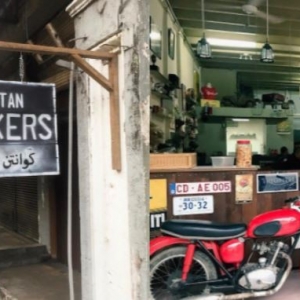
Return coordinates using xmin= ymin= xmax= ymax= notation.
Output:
xmin=150 ymin=246 xmax=217 ymax=300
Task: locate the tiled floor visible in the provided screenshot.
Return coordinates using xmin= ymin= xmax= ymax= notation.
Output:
xmin=0 ymin=227 xmax=35 ymax=249
xmin=0 ymin=262 xmax=81 ymax=300
xmin=256 ymin=270 xmax=300 ymax=299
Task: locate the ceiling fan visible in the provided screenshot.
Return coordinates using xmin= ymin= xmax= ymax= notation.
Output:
xmin=207 ymin=0 xmax=284 ymax=24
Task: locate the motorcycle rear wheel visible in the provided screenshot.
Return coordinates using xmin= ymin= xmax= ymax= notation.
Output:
xmin=150 ymin=246 xmax=217 ymax=300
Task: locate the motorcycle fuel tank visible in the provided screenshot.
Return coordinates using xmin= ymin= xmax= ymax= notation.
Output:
xmin=247 ymin=208 xmax=300 ymax=238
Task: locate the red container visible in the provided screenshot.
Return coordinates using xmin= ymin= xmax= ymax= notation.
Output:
xmin=220 ymin=238 xmax=244 ymax=264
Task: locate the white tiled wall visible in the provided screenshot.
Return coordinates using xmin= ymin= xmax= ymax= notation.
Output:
xmin=226 ymin=119 xmax=266 ymax=155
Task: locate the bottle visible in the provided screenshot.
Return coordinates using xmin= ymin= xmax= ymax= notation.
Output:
xmin=236 ymin=140 xmax=252 ymax=168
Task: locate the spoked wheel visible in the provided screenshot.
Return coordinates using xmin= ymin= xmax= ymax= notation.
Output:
xmin=150 ymin=246 xmax=217 ymax=300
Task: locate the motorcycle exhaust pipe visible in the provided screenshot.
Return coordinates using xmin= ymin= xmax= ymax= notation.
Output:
xmin=183 ymin=251 xmax=292 ymax=300
xmin=182 ymin=294 xmax=224 ymax=300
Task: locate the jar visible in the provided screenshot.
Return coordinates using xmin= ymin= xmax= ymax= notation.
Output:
xmin=236 ymin=140 xmax=252 ymax=168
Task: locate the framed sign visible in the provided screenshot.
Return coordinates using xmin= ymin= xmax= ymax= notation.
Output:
xmin=150 ymin=17 xmax=162 ymax=59
xmin=235 ymin=174 xmax=253 ymax=203
xmin=168 ymin=28 xmax=175 ymax=60
xmin=257 ymin=173 xmax=298 ymax=193
xmin=0 ymin=81 xmax=59 ymax=177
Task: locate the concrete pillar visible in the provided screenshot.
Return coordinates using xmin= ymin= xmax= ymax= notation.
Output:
xmin=66 ymin=1 xmax=149 ymax=300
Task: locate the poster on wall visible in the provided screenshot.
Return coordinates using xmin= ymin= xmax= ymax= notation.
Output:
xmin=150 ymin=179 xmax=167 ymax=212
xmin=235 ymin=174 xmax=253 ymax=203
xmin=0 ymin=81 xmax=59 ymax=177
xmin=277 ymin=119 xmax=292 ymax=134
xmin=257 ymin=173 xmax=299 ymax=193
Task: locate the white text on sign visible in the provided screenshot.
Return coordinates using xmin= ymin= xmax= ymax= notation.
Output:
xmin=171 ymin=181 xmax=231 ymax=195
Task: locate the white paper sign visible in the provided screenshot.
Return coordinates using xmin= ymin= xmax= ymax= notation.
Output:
xmin=173 ymin=195 xmax=214 ymax=216
xmin=170 ymin=181 xmax=231 ymax=195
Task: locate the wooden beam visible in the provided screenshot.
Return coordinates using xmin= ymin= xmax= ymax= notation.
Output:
xmin=109 ymin=56 xmax=121 ymax=171
xmin=0 ymin=34 xmax=121 ymax=169
xmin=0 ymin=40 xmax=115 ymax=60
xmin=45 ymin=23 xmax=64 ymax=47
xmin=27 ymin=40 xmax=44 ymax=64
xmin=71 ymin=54 xmax=113 ymax=92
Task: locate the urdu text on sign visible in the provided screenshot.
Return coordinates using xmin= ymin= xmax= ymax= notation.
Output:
xmin=170 ymin=181 xmax=232 ymax=195
xmin=0 ymin=81 xmax=59 ymax=177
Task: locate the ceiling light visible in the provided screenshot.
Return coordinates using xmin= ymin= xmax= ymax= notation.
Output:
xmin=261 ymin=0 xmax=274 ymax=63
xmin=207 ymin=38 xmax=257 ymax=49
xmin=232 ymin=118 xmax=250 ymax=122
xmin=197 ymin=34 xmax=211 ymax=59
xmin=196 ymin=0 xmax=211 ymax=59
xmin=261 ymin=42 xmax=274 ymax=63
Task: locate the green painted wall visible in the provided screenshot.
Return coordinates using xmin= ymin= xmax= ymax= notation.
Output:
xmin=197 ymin=118 xmax=226 ymax=162
xmin=266 ymin=119 xmax=294 ymax=153
xmin=201 ymin=68 xmax=237 ymax=100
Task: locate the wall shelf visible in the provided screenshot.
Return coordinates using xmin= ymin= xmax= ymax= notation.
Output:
xmin=150 ymin=70 xmax=170 ymax=85
xmin=211 ymin=107 xmax=290 ymax=119
xmin=151 ymin=112 xmax=173 ymax=119
xmin=151 ymin=90 xmax=172 ymax=100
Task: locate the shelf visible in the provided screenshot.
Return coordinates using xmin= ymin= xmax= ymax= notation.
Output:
xmin=150 ymin=70 xmax=170 ymax=85
xmin=230 ymin=134 xmax=257 ymax=139
xmin=151 ymin=90 xmax=172 ymax=100
xmin=151 ymin=111 xmax=173 ymax=119
xmin=211 ymin=107 xmax=290 ymax=119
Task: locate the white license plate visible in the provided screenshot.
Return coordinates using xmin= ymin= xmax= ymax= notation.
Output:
xmin=173 ymin=195 xmax=214 ymax=216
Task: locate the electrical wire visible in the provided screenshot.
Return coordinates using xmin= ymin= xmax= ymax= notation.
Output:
xmin=67 ymin=62 xmax=75 ymax=300
xmin=266 ymin=0 xmax=269 ymax=40
xmin=19 ymin=52 xmax=25 ymax=82
xmin=201 ymin=0 xmax=205 ymax=31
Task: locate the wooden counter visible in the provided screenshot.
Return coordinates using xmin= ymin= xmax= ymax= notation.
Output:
xmin=150 ymin=167 xmax=300 ymax=267
xmin=151 ymin=166 xmax=260 ymax=173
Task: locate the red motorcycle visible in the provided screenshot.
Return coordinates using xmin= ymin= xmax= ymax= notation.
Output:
xmin=150 ymin=197 xmax=300 ymax=300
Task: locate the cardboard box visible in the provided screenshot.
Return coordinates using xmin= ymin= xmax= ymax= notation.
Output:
xmin=201 ymin=99 xmax=220 ymax=107
xmin=150 ymin=153 xmax=197 ymax=170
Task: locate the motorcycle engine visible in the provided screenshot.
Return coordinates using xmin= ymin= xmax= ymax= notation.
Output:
xmin=238 ymin=263 xmax=278 ymax=290
xmin=238 ymin=241 xmax=288 ymax=291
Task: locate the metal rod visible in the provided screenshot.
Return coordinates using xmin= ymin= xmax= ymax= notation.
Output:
xmin=67 ymin=62 xmax=75 ymax=300
xmin=0 ymin=40 xmax=115 ymax=59
xmin=267 ymin=0 xmax=269 ymax=40
xmin=197 ymin=241 xmax=233 ymax=279
xmin=202 ymin=0 xmax=205 ymax=32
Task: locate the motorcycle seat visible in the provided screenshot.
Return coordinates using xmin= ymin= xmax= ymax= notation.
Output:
xmin=161 ymin=220 xmax=247 ymax=240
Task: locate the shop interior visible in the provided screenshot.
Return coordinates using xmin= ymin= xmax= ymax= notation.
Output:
xmin=150 ymin=0 xmax=300 ymax=170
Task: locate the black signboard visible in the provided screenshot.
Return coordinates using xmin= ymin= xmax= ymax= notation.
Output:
xmin=150 ymin=211 xmax=167 ymax=231
xmin=0 ymin=81 xmax=59 ymax=176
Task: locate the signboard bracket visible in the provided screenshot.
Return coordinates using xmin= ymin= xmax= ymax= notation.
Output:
xmin=0 ymin=38 xmax=122 ymax=171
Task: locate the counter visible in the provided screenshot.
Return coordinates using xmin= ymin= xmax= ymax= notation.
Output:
xmin=150 ymin=167 xmax=300 ymax=267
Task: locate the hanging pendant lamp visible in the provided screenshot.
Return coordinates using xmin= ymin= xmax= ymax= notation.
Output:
xmin=196 ymin=0 xmax=211 ymax=59
xmin=261 ymin=0 xmax=274 ymax=63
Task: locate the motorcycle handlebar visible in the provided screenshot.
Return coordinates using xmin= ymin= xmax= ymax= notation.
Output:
xmin=284 ymin=196 xmax=300 ymax=204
